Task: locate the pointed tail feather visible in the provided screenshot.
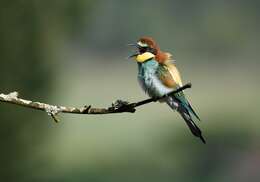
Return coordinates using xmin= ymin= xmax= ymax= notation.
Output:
xmin=178 ymin=109 xmax=206 ymax=144
xmin=166 ymin=96 xmax=206 ymax=144
xmin=187 ymin=102 xmax=201 ymax=121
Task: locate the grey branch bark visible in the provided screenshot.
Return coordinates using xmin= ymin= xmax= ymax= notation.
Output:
xmin=0 ymin=83 xmax=191 ymax=122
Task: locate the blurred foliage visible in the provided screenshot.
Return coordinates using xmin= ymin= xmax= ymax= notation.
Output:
xmin=0 ymin=0 xmax=259 ymax=181
xmin=0 ymin=0 xmax=94 ymax=180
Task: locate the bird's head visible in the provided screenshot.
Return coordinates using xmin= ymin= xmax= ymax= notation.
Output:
xmin=129 ymin=37 xmax=160 ymax=63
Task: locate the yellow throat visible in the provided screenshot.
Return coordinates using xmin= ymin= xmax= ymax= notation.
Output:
xmin=136 ymin=52 xmax=155 ymax=63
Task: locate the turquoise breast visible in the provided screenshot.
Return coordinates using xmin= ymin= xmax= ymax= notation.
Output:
xmin=137 ymin=59 xmax=173 ymax=97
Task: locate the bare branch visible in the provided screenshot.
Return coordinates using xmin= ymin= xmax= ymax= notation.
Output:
xmin=0 ymin=83 xmax=191 ymax=122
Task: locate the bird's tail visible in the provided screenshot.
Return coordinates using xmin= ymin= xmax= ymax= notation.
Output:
xmin=178 ymin=107 xmax=206 ymax=144
xmin=166 ymin=96 xmax=206 ymax=144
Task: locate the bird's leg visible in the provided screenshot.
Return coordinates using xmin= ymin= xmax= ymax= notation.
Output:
xmin=108 ymin=99 xmax=136 ymax=113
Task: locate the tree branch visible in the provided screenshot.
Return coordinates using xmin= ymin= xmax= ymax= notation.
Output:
xmin=0 ymin=83 xmax=191 ymax=122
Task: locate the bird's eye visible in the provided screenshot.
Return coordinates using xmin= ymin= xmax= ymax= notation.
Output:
xmin=139 ymin=47 xmax=147 ymax=54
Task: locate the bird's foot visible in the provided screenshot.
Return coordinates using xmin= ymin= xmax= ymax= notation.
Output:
xmin=108 ymin=99 xmax=136 ymax=113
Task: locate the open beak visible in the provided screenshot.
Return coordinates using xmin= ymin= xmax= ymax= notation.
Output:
xmin=128 ymin=53 xmax=138 ymax=58
xmin=127 ymin=43 xmax=139 ymax=48
xmin=127 ymin=43 xmax=140 ymax=59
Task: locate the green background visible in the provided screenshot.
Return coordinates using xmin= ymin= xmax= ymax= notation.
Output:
xmin=0 ymin=1 xmax=259 ymax=181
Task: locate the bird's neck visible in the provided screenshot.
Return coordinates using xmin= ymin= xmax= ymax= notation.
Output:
xmin=155 ymin=50 xmax=171 ymax=64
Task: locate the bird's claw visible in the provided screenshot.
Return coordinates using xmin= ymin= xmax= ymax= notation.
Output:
xmin=109 ymin=99 xmax=136 ymax=113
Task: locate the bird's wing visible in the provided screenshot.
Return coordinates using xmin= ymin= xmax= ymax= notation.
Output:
xmin=156 ymin=62 xmax=200 ymax=121
xmin=156 ymin=62 xmax=183 ymax=89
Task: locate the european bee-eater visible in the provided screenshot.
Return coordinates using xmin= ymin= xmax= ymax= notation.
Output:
xmin=129 ymin=37 xmax=205 ymax=144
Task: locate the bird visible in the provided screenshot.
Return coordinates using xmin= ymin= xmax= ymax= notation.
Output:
xmin=129 ymin=36 xmax=206 ymax=144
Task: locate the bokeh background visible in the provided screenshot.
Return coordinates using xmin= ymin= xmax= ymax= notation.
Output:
xmin=0 ymin=0 xmax=259 ymax=181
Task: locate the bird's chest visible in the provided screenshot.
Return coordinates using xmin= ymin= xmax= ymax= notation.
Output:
xmin=137 ymin=62 xmax=172 ymax=97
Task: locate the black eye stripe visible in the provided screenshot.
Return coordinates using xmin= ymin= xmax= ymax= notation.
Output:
xmin=138 ymin=46 xmax=156 ymax=54
xmin=147 ymin=47 xmax=156 ymax=54
xmin=139 ymin=47 xmax=147 ymax=54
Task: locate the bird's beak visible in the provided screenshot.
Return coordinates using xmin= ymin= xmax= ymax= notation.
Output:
xmin=127 ymin=43 xmax=139 ymax=59
xmin=127 ymin=43 xmax=139 ymax=48
xmin=128 ymin=53 xmax=138 ymax=59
